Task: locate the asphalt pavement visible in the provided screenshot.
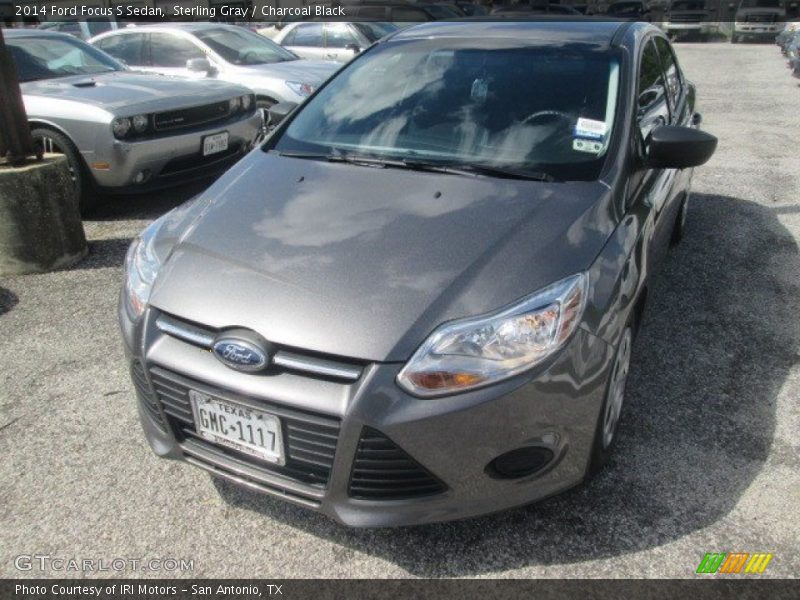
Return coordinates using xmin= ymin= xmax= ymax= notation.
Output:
xmin=0 ymin=42 xmax=798 ymax=578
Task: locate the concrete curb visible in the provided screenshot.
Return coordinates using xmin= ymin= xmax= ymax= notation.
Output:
xmin=0 ymin=155 xmax=87 ymax=276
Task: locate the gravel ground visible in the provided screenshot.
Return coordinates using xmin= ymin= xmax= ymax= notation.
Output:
xmin=1 ymin=42 xmax=798 ymax=579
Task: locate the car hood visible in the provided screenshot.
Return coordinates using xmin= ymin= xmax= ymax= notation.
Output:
xmin=150 ymin=152 xmax=614 ymax=362
xmin=21 ymin=71 xmax=247 ymax=115
xmin=233 ymin=59 xmax=340 ymax=85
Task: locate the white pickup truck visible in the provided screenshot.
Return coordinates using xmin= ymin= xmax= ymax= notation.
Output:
xmin=733 ymin=0 xmax=787 ymax=43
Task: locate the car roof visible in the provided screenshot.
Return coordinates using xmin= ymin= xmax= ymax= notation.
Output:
xmin=127 ymin=22 xmax=240 ymax=33
xmin=390 ymin=19 xmax=629 ymax=46
xmin=3 ymin=28 xmax=76 ymax=39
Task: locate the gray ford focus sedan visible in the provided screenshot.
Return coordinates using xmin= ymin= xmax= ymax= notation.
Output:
xmin=119 ymin=20 xmax=717 ymax=527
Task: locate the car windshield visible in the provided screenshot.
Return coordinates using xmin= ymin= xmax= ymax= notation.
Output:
xmin=608 ymin=2 xmax=643 ymax=14
xmin=194 ymin=27 xmax=297 ymax=65
xmin=353 ymin=22 xmax=399 ymax=42
xmin=670 ymin=0 xmax=706 ymax=9
xmin=740 ymin=0 xmax=782 ymax=6
xmin=272 ymin=39 xmax=620 ymax=181
xmin=7 ymin=35 xmax=123 ymax=82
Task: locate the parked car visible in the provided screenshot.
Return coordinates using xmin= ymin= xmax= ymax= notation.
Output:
xmin=454 ymin=1 xmax=489 ymax=16
xmin=786 ymin=30 xmax=800 ymax=75
xmin=776 ymin=18 xmax=800 ymax=50
xmin=732 ymin=0 xmax=786 ymax=43
xmin=491 ymin=3 xmax=582 ymax=14
xmin=273 ymin=21 xmax=398 ymax=63
xmin=605 ymin=0 xmax=652 ymax=19
xmin=89 ymin=23 xmax=341 ymax=122
xmin=5 ymin=29 xmax=261 ymax=212
xmin=38 ymin=19 xmax=120 ymax=41
xmin=119 ymin=20 xmax=716 ymax=526
xmin=661 ymin=0 xmax=719 ymax=40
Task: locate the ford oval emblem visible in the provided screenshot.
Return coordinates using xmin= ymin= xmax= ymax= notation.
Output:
xmin=212 ymin=338 xmax=269 ymax=372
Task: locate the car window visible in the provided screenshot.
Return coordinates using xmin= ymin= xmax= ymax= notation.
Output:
xmin=637 ymin=39 xmax=671 ymax=138
xmin=391 ymin=6 xmax=432 ymax=20
xmin=194 ymin=26 xmax=298 ymax=64
xmin=149 ymin=32 xmax=205 ymax=68
xmin=55 ymin=22 xmax=83 ymax=36
xmin=324 ymin=23 xmax=359 ymax=49
xmin=355 ymin=7 xmax=388 ymax=19
xmin=654 ymin=37 xmax=683 ymax=115
xmin=280 ymin=28 xmax=296 ymax=46
xmin=274 ymin=40 xmax=621 ymax=181
xmin=87 ymin=20 xmax=113 ymax=36
xmin=7 ymin=35 xmax=122 ymax=82
xmin=94 ymin=33 xmax=146 ymax=66
xmin=291 ymin=23 xmax=324 ymax=47
xmin=352 ymin=22 xmax=398 ymax=42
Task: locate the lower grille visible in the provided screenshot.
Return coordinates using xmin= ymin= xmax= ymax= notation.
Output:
xmin=131 ymin=360 xmax=165 ymax=428
xmin=148 ymin=366 xmax=340 ymax=488
xmin=159 ymin=142 xmax=242 ymax=176
xmin=349 ymin=428 xmax=447 ymax=500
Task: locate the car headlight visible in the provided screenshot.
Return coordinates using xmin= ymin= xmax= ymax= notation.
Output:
xmin=397 ymin=273 xmax=588 ymax=398
xmin=123 ymin=220 xmax=164 ymax=321
xmin=132 ymin=114 xmax=148 ymax=133
xmin=241 ymin=94 xmax=253 ymax=111
xmin=229 ymin=96 xmax=242 ymax=112
xmin=112 ymin=117 xmax=132 ymax=139
xmin=286 ymin=81 xmax=315 ymax=97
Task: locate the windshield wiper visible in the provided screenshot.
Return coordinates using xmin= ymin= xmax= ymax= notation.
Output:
xmin=406 ymin=161 xmax=557 ymax=182
xmin=273 ymin=151 xmax=557 ymax=182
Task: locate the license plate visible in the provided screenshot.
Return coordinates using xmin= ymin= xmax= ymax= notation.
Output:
xmin=202 ymin=132 xmax=229 ymax=156
xmin=189 ymin=390 xmax=284 ymax=464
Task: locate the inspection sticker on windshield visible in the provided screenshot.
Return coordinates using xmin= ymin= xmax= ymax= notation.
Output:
xmin=573 ymin=139 xmax=604 ymax=154
xmin=574 ymin=118 xmax=607 ymax=141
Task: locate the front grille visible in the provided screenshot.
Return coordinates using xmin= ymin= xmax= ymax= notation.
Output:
xmin=148 ymin=366 xmax=340 ymax=488
xmin=670 ymin=14 xmax=704 ymax=22
xmin=349 ymin=427 xmax=447 ymax=500
xmin=155 ymin=312 xmax=365 ymax=382
xmin=131 ymin=360 xmax=165 ymax=428
xmin=153 ymin=100 xmax=231 ymax=132
xmin=747 ymin=14 xmax=776 ymax=22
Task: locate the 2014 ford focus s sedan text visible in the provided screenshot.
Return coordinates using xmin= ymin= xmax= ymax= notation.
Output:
xmin=119 ymin=20 xmax=717 ymax=527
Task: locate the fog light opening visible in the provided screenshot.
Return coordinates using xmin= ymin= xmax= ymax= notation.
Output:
xmin=133 ymin=169 xmax=151 ymax=185
xmin=487 ymin=446 xmax=554 ymax=479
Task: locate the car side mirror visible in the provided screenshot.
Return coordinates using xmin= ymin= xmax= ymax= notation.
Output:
xmin=268 ymin=101 xmax=299 ymax=127
xmin=186 ymin=58 xmax=213 ymax=74
xmin=345 ymin=43 xmax=361 ymax=54
xmin=644 ymin=125 xmax=718 ymax=169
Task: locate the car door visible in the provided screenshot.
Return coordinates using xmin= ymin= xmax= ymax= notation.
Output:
xmin=92 ymin=32 xmax=148 ymax=70
xmin=147 ymin=32 xmax=208 ymax=79
xmin=322 ymin=23 xmax=362 ymax=62
xmin=280 ymin=23 xmax=326 ymax=60
xmin=628 ymin=37 xmax=675 ymax=272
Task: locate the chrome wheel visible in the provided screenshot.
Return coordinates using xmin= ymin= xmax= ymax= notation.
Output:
xmin=602 ymin=327 xmax=632 ymax=448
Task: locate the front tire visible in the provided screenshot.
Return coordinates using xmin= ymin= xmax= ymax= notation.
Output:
xmin=670 ymin=195 xmax=689 ymax=246
xmin=30 ymin=127 xmax=96 ymax=214
xmin=588 ymin=326 xmax=633 ymax=475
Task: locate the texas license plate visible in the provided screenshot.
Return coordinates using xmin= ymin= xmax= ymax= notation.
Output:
xmin=189 ymin=390 xmax=284 ymax=464
xmin=202 ymin=132 xmax=229 ymax=156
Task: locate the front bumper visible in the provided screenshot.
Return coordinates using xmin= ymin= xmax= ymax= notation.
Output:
xmin=663 ymin=22 xmax=719 ymax=34
xmin=735 ymin=24 xmax=782 ymax=37
xmin=119 ymin=303 xmax=614 ymax=527
xmin=89 ymin=111 xmax=263 ymax=193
